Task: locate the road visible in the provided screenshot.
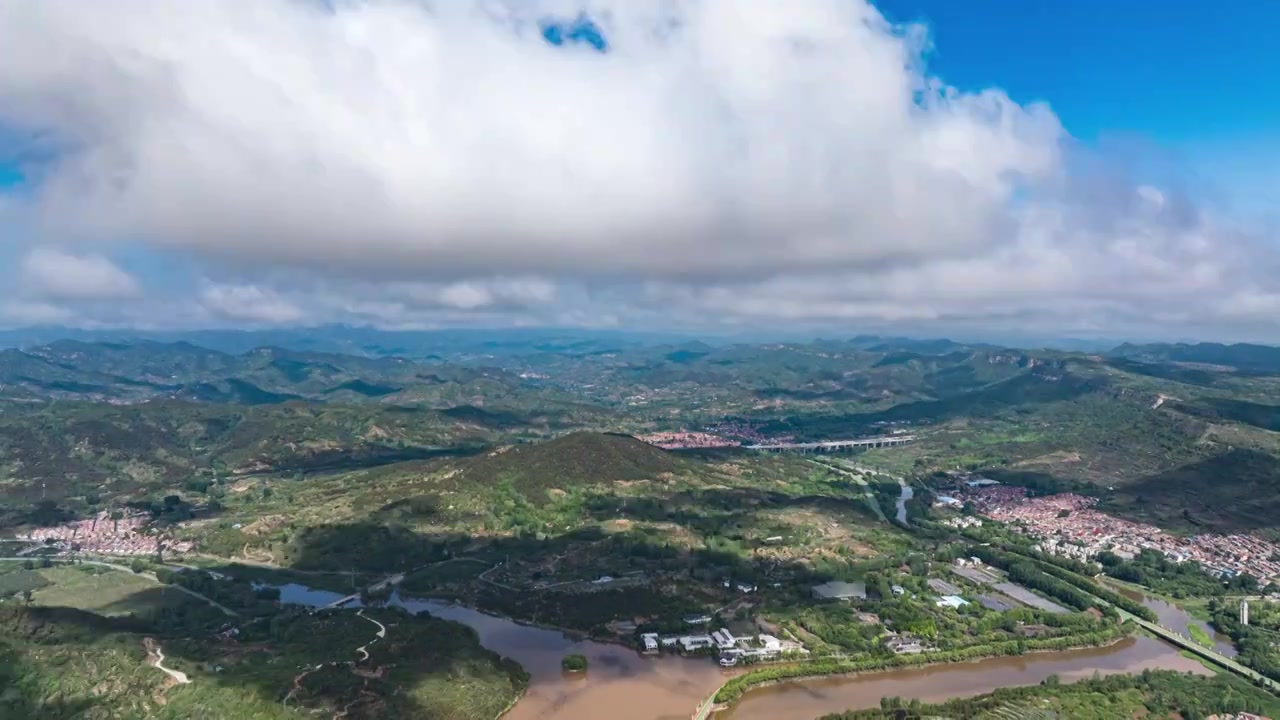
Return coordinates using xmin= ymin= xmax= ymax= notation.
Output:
xmin=1120 ymin=610 xmax=1280 ymax=690
xmin=323 ymin=572 xmax=406 ymax=609
xmin=0 ymin=556 xmax=239 ymax=616
xmin=148 ymin=643 xmax=191 ymax=685
xmin=809 ymin=459 xmax=888 ymax=523
xmin=354 ymin=610 xmax=387 ymax=662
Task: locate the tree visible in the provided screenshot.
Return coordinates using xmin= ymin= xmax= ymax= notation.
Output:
xmin=20 ymin=590 xmax=32 ymax=605
xmin=561 ymin=654 xmax=588 ymax=672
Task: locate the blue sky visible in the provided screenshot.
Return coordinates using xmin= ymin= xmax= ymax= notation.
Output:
xmin=875 ymin=0 xmax=1277 ymax=214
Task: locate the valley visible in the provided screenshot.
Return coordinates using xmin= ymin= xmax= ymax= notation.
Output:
xmin=3 ymin=331 xmax=1280 ymax=718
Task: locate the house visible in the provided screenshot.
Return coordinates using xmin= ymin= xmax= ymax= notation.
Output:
xmin=683 ymin=613 xmax=713 ymax=625
xmin=885 ymin=635 xmax=929 ymax=654
xmin=736 ymin=582 xmax=757 ymax=594
xmin=678 ymin=635 xmax=715 ymax=652
xmin=811 ymin=581 xmax=867 ymax=601
xmin=936 ymin=595 xmax=970 ymax=609
xmin=891 ymin=584 xmax=905 ymax=597
xmin=640 ymin=633 xmax=659 ymax=654
xmin=711 ymin=629 xmax=737 ymax=649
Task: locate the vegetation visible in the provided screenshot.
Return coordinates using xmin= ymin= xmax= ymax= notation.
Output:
xmin=0 ymin=572 xmax=527 ymax=719
xmin=561 ymin=653 xmax=588 ymax=672
xmin=819 ymin=669 xmax=1280 ymax=720
xmin=1209 ymin=597 xmax=1280 ymax=682
xmin=966 ymin=546 xmax=1156 ymax=622
xmin=714 ymin=622 xmax=1127 ymax=704
xmin=9 ymin=332 xmax=1280 ymax=714
xmin=1097 ymin=548 xmax=1244 ymax=598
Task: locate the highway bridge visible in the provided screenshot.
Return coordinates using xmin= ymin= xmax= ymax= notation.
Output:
xmin=323 ymin=572 xmax=405 ymax=609
xmin=1119 ymin=610 xmax=1280 ymax=691
xmin=747 ymin=435 xmax=916 ymax=453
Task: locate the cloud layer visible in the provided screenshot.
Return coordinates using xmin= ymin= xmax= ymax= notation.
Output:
xmin=0 ymin=0 xmax=1274 ymax=338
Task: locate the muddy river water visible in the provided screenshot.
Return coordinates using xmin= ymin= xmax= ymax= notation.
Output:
xmin=1100 ymin=578 xmax=1237 ymax=657
xmin=272 ymin=583 xmax=1209 ymax=720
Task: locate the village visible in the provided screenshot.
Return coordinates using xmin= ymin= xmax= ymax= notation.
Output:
xmin=12 ymin=511 xmax=193 ymax=557
xmin=944 ymin=477 xmax=1280 ymax=586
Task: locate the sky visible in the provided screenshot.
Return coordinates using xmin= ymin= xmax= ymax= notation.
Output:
xmin=0 ymin=0 xmax=1276 ymax=342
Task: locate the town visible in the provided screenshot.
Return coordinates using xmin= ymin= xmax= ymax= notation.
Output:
xmin=14 ymin=511 xmax=193 ymax=557
xmin=947 ymin=479 xmax=1280 ymax=586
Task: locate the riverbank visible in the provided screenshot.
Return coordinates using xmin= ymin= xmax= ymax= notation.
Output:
xmin=1097 ymin=576 xmax=1237 ymax=658
xmin=712 ymin=633 xmax=1207 ymax=720
xmin=714 ymin=624 xmax=1131 ymax=705
xmin=265 ymin=578 xmax=1206 ymax=720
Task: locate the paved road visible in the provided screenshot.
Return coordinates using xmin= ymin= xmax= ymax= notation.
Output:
xmin=323 ymin=572 xmax=406 ymax=609
xmin=1119 ymin=610 xmax=1279 ymax=690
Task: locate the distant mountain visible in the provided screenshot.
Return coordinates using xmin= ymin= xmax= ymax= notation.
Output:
xmin=0 ymin=325 xmax=701 ymax=358
xmin=0 ymin=340 xmax=580 ymax=407
xmin=1110 ymin=342 xmax=1280 ymax=374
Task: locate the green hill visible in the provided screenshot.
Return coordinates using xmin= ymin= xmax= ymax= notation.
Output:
xmin=450 ymin=432 xmax=681 ymax=502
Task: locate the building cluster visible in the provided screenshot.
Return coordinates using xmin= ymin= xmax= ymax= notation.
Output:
xmin=884 ymin=631 xmax=935 ymax=655
xmin=703 ymin=422 xmax=795 ymax=445
xmin=17 ymin=512 xmax=193 ymax=556
xmin=953 ymin=484 xmax=1280 ymax=584
xmin=635 ymin=431 xmax=739 ymax=449
xmin=639 ymin=629 xmax=806 ymax=667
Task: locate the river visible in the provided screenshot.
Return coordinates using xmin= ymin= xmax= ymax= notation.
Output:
xmin=1099 ymin=578 xmax=1237 ymax=657
xmin=270 ymin=583 xmax=730 ymax=720
xmin=894 ymin=480 xmax=913 ymax=525
xmin=713 ymin=636 xmax=1207 ymax=720
xmin=269 ymin=582 xmax=1209 ymax=720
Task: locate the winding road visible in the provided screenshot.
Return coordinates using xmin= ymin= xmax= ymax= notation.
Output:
xmin=148 ymin=642 xmax=191 ymax=685
xmin=354 ymin=610 xmax=387 ymax=662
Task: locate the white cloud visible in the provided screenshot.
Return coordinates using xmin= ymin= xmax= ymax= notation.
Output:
xmin=18 ymin=247 xmax=141 ymax=301
xmin=0 ymin=299 xmax=75 ymax=325
xmin=397 ymin=277 xmax=558 ymax=310
xmin=0 ymin=1 xmax=1273 ymax=338
xmin=199 ymin=282 xmax=306 ymax=325
xmin=0 ymin=0 xmax=1058 ymax=282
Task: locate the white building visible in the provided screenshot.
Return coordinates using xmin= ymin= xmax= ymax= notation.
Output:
xmin=640 ymin=633 xmax=659 ymax=654
xmin=711 ymin=629 xmax=737 ymax=650
xmin=678 ymin=635 xmax=715 ymax=652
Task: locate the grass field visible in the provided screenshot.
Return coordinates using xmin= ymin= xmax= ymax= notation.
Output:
xmin=1187 ymin=622 xmax=1214 ymax=648
xmin=28 ymin=565 xmax=193 ymax=617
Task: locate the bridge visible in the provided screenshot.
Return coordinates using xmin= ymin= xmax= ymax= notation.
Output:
xmin=1119 ymin=610 xmax=1280 ymax=691
xmin=323 ymin=572 xmax=404 ymax=609
xmin=747 ymin=435 xmax=916 ymax=453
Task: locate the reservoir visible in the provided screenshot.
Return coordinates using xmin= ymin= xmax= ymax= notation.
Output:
xmin=270 ymin=583 xmax=1208 ymax=720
